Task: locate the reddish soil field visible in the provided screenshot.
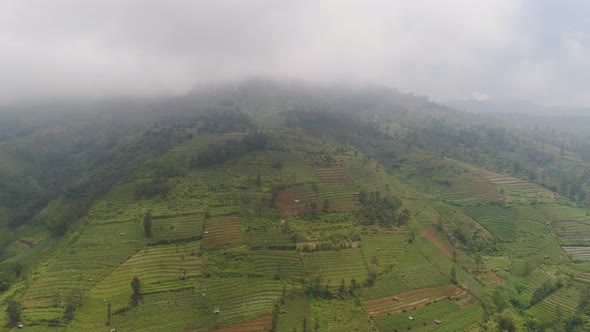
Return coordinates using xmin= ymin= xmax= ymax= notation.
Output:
xmin=210 ymin=314 xmax=272 ymax=332
xmin=473 ymin=181 xmax=500 ymax=201
xmin=276 ymin=189 xmax=324 ymax=214
xmin=480 ymin=271 xmax=502 ymax=284
xmin=363 ymin=284 xmax=464 ymax=317
xmin=422 ymin=229 xmax=454 ymax=257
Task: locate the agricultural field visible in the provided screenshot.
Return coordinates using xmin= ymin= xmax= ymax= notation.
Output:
xmin=20 ymin=222 xmax=146 ymax=325
xmin=276 ymin=296 xmax=310 ymax=332
xmin=151 ymin=215 xmax=204 ymax=241
xmin=363 ymin=284 xmax=464 ymax=317
xmin=360 ymin=232 xmax=407 ymax=272
xmin=361 ymin=241 xmax=449 ymax=299
xmin=195 ymin=277 xmax=286 ymax=327
xmin=372 ymin=300 xmax=483 ymax=332
xmin=526 ymin=285 xmax=583 ymax=323
xmin=300 ymin=248 xmax=368 ymax=284
xmin=251 ymin=250 xmax=305 ymax=280
xmin=203 ymin=216 xmax=243 ymax=248
xmin=463 ymin=204 xmax=517 ymax=242
xmin=309 ymin=298 xmax=374 ymax=332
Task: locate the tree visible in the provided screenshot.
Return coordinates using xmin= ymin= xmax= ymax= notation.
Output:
xmin=323 ymin=198 xmax=330 ymax=211
xmin=6 ymin=300 xmax=21 ymax=326
xmin=143 ymin=210 xmax=153 ymax=238
xmin=131 ymin=276 xmax=141 ymax=306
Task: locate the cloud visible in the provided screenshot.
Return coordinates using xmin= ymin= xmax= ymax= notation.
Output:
xmin=0 ymin=0 xmax=588 ymax=106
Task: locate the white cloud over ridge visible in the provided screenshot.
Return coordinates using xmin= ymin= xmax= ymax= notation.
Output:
xmin=0 ymin=0 xmax=588 ymax=106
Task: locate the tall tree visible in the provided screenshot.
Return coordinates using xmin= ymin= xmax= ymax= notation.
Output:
xmin=6 ymin=300 xmax=21 ymax=326
xmin=131 ymin=276 xmax=141 ymax=306
xmin=143 ymin=210 xmax=153 ymax=238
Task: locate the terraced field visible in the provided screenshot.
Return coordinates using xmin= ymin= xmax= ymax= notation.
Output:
xmin=362 ymin=243 xmax=448 ymax=299
xmin=373 ymin=300 xmax=483 ymax=332
xmin=527 ymin=286 xmax=582 ymax=322
xmin=251 ymin=250 xmax=305 ymax=280
xmin=83 ymin=242 xmax=204 ymax=311
xmin=361 ymin=232 xmax=406 ymax=270
xmin=314 ymin=167 xmax=358 ymax=211
xmin=197 ymin=277 xmax=285 ymax=327
xmin=151 ymin=215 xmax=204 ymax=241
xmin=203 ymin=216 xmax=243 ymax=248
xmin=363 ymin=284 xmax=464 ymax=317
xmin=463 ymin=204 xmax=517 ymax=242
xmin=246 ymin=228 xmax=295 ymax=249
xmin=300 ymin=248 xmax=368 ymax=284
xmin=20 ymin=222 xmax=146 ymax=325
xmin=276 ymin=184 xmax=323 ymax=214
xmin=277 ymin=296 xmax=310 ymax=332
xmin=563 ymin=247 xmax=590 ymax=260
xmin=310 ymin=298 xmax=374 ymax=332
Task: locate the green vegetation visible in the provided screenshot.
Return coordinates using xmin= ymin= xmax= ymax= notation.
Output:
xmin=4 ymin=81 xmax=590 ymax=330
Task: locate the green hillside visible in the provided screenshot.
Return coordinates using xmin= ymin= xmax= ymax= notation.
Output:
xmin=2 ymin=82 xmax=590 ymax=331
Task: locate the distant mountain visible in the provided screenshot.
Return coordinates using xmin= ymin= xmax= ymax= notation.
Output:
xmin=447 ymin=98 xmax=590 ymax=116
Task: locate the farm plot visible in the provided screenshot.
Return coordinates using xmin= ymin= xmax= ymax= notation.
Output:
xmin=345 ymin=157 xmax=388 ymax=193
xmin=276 ymin=184 xmax=323 ymax=215
xmin=363 ymin=284 xmax=464 ymax=317
xmin=527 ymin=286 xmax=582 ymax=322
xmin=373 ymin=300 xmax=483 ymax=332
xmin=288 ymin=212 xmax=360 ymax=249
xmin=20 ymin=222 xmax=146 ymax=325
xmin=246 ymin=228 xmax=295 ymax=249
xmin=301 ymin=248 xmax=368 ymax=284
xmin=251 ymin=250 xmax=305 ymax=280
xmin=83 ymin=242 xmax=203 ymax=312
xmin=563 ymin=247 xmax=590 ymax=260
xmin=556 ymin=221 xmax=590 ymax=244
xmin=361 ymin=244 xmax=448 ymax=299
xmin=310 ymin=298 xmax=374 ymax=332
xmin=213 ymin=314 xmax=272 ymax=332
xmin=151 ymin=215 xmax=204 ymax=241
xmin=361 ymin=233 xmax=407 ymax=271
xmin=203 ymin=216 xmax=243 ymax=248
xmin=463 ymin=205 xmax=517 ymax=242
xmin=196 ymin=277 xmax=285 ymax=328
xmin=314 ymin=167 xmax=358 ymax=211
xmin=277 ymin=296 xmax=310 ymax=332
xmin=98 ymin=289 xmax=200 ymax=331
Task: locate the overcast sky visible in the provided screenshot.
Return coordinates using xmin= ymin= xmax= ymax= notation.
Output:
xmin=0 ymin=0 xmax=589 ymax=106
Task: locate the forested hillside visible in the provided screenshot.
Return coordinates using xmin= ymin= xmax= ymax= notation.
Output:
xmin=2 ymin=81 xmax=590 ymax=331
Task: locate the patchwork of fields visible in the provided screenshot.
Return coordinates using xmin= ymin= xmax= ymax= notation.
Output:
xmin=9 ymin=129 xmax=590 ymax=331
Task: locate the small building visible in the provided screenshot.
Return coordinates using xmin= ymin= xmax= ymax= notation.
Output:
xmin=17 ymin=324 xmax=24 ymax=329
xmin=110 ymin=329 xmax=116 ymax=332
xmin=204 ymin=231 xmax=209 ymax=234
xmin=213 ymin=307 xmax=220 ymax=314
xmin=392 ymin=296 xmax=400 ymax=301
xmin=434 ymin=319 xmax=442 ymax=325
xmin=408 ymin=316 xmax=414 ymax=321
